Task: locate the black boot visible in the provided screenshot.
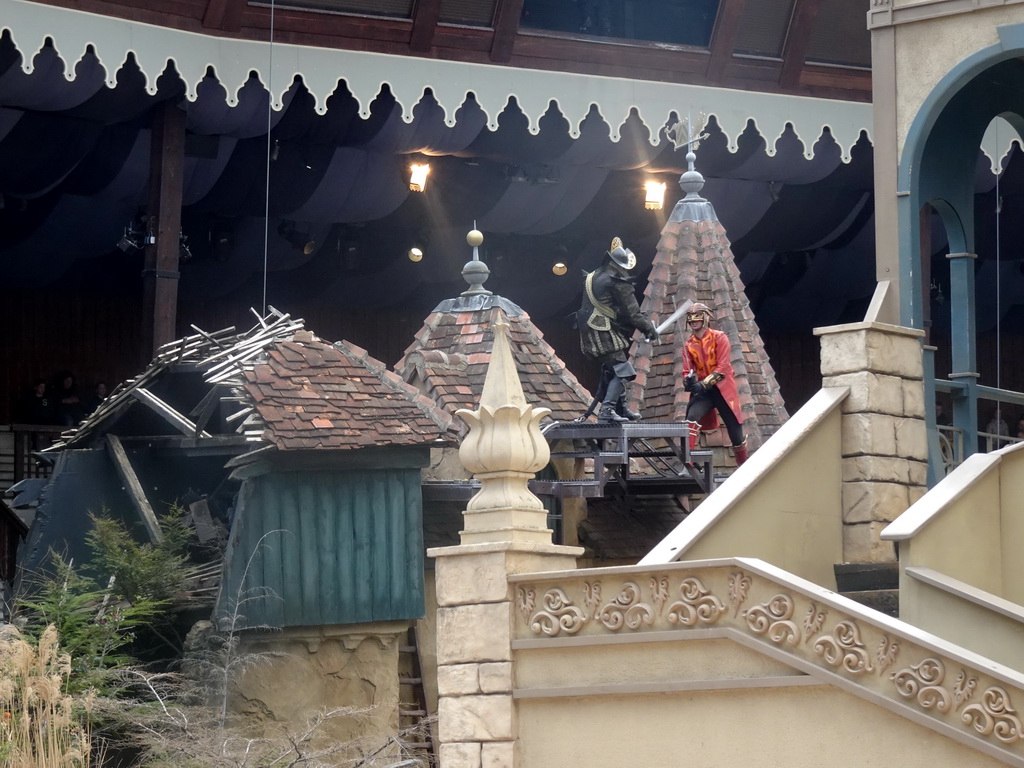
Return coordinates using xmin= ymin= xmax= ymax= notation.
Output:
xmin=616 ymin=398 xmax=641 ymax=421
xmin=598 ymin=376 xmax=628 ymax=423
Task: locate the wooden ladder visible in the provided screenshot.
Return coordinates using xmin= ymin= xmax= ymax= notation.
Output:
xmin=398 ymin=625 xmax=436 ymax=766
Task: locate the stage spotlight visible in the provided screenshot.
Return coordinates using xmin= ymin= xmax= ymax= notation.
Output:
xmin=409 ymin=162 xmax=431 ymax=192
xmin=278 ymin=220 xmax=317 ymax=255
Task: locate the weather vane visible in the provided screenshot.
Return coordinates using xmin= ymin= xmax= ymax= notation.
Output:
xmin=666 ymin=112 xmax=709 ymax=153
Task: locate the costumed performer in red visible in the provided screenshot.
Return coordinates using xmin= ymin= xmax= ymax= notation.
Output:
xmin=683 ymin=302 xmax=747 ymax=465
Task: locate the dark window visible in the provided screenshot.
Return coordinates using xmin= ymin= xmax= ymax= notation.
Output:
xmin=440 ymin=0 xmax=497 ymax=26
xmin=733 ymin=0 xmax=794 ymax=58
xmin=805 ymin=0 xmax=871 ymax=68
xmin=521 ymin=0 xmax=721 ymax=48
xmin=257 ymin=0 xmax=413 ymax=18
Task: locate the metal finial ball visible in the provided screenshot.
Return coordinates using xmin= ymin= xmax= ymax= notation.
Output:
xmin=467 ymin=229 xmax=484 ymax=247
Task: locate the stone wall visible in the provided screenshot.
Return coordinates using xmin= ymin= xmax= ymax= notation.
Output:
xmin=816 ymin=321 xmax=928 ymax=563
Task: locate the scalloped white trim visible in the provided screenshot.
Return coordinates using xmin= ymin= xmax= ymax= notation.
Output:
xmin=1 ymin=0 xmax=872 ymax=160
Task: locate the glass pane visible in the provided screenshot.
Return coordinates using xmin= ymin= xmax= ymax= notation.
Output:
xmin=440 ymin=0 xmax=497 ymax=26
xmin=521 ymin=0 xmax=721 ymax=48
xmin=805 ymin=0 xmax=870 ymax=68
xmin=265 ymin=0 xmax=413 ymax=18
xmin=734 ymin=0 xmax=793 ymax=58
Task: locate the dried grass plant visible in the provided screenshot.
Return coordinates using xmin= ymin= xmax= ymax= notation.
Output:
xmin=0 ymin=623 xmax=94 ymax=768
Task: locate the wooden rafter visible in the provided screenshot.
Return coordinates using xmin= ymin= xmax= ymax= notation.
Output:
xmin=410 ymin=0 xmax=442 ymax=53
xmin=106 ymin=435 xmax=164 ymax=544
xmin=132 ymin=388 xmax=212 ymax=438
xmin=202 ymin=0 xmax=245 ymax=32
xmin=706 ymin=0 xmax=749 ymax=83
xmin=490 ymin=0 xmax=525 ymax=63
xmin=779 ymin=0 xmax=824 ymax=89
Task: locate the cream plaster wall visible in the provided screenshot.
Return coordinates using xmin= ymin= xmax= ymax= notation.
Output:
xmin=999 ymin=444 xmax=1024 ymax=597
xmin=886 ymin=443 xmax=1024 ymax=668
xmin=232 ymin=623 xmax=409 ymax=760
xmin=904 ymin=578 xmax=1024 ymax=670
xmin=515 ymin=638 xmax=801 ymax=690
xmin=677 ymin=406 xmax=843 ymax=588
xmin=516 ymin=686 xmax=1006 ymax=768
xmin=900 ymin=475 xmax=1002 ymax=595
xmin=893 ymin=8 xmax=1024 ymax=159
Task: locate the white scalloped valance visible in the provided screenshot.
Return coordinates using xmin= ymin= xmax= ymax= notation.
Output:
xmin=0 ymin=0 xmax=873 ymax=160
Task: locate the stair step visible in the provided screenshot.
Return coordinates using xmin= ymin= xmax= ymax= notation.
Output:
xmin=840 ymin=588 xmax=899 ymax=618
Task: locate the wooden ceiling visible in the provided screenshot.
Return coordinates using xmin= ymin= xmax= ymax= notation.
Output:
xmin=31 ymin=0 xmax=872 ymax=102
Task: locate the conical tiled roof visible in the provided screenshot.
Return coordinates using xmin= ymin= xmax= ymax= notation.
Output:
xmin=630 ymin=157 xmax=787 ymax=451
xmin=395 ymin=239 xmax=591 ymax=436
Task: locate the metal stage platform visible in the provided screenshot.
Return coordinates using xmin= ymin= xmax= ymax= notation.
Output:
xmin=421 ymin=420 xmax=715 ymax=502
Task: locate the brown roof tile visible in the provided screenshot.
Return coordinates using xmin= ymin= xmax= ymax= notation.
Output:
xmin=236 ymin=334 xmax=455 ymax=452
xmin=396 ymin=294 xmax=592 ymax=436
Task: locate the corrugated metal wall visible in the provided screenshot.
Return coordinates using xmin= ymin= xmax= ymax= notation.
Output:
xmin=220 ymin=467 xmax=424 ymax=628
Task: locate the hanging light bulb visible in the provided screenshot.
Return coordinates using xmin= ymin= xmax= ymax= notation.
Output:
xmin=409 ymin=163 xmax=431 ymax=192
xmin=408 ymin=247 xmax=424 ymax=262
xmin=644 ymin=180 xmax=666 ymax=210
xmin=552 ymin=262 xmax=567 ymax=276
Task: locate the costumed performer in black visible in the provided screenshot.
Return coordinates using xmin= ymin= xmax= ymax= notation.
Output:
xmin=577 ymin=237 xmax=660 ymax=423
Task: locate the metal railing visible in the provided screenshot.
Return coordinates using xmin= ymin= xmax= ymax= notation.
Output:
xmin=2 ymin=424 xmax=63 ymax=491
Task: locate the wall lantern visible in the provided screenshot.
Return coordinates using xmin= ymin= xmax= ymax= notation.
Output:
xmin=409 ymin=163 xmax=431 ymax=192
xmin=644 ymin=180 xmax=666 ymax=210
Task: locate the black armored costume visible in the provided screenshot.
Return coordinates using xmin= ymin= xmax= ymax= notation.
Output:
xmin=577 ymin=238 xmax=659 ymax=422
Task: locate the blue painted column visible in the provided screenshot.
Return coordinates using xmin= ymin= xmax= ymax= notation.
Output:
xmin=947 ymin=251 xmax=979 ymax=457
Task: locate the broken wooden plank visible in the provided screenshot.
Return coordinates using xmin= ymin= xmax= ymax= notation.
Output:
xmin=188 ymin=498 xmax=220 ymax=544
xmin=189 ymin=386 xmax=223 ymax=436
xmin=132 ymin=388 xmax=212 ymax=438
xmin=105 ymin=434 xmax=164 ymax=544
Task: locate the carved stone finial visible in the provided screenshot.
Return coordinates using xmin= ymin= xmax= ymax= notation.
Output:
xmin=456 ymin=318 xmax=553 ymax=545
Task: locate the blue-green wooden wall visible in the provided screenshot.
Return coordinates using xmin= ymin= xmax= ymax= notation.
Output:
xmin=219 ymin=467 xmax=424 ymax=629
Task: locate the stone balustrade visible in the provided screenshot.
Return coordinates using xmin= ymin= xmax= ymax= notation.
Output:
xmin=509 ymin=558 xmax=1024 ymax=765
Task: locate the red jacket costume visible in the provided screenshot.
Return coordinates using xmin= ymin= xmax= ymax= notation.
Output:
xmin=683 ymin=327 xmax=742 ymax=431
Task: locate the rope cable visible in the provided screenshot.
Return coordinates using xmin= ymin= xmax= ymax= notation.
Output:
xmin=262 ymin=1 xmax=277 ymax=317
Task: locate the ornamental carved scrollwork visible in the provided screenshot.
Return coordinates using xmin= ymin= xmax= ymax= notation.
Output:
xmin=583 ymin=581 xmax=602 ymax=619
xmin=962 ymin=687 xmax=1023 ymax=744
xmin=813 ymin=620 xmax=873 ymax=674
xmin=891 ymin=658 xmax=951 ymax=713
xmin=728 ymin=571 xmax=751 ymax=617
xmin=802 ymin=602 xmax=827 ymax=644
xmin=516 ymin=587 xmax=536 ymax=621
xmin=953 ymin=670 xmax=979 ymax=710
xmin=744 ymin=593 xmax=801 ymax=647
xmin=529 ymin=587 xmax=586 ymax=637
xmin=650 ymin=575 xmax=670 ymax=614
xmin=875 ymin=634 xmax=900 ymax=675
xmin=667 ymin=577 xmax=725 ymax=627
xmin=597 ymin=581 xmax=655 ymax=631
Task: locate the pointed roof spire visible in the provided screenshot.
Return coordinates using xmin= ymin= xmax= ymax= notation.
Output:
xmin=630 ymin=122 xmax=788 ymax=456
xmin=461 ymin=225 xmax=492 ymax=297
xmin=396 ymin=227 xmax=591 ymax=434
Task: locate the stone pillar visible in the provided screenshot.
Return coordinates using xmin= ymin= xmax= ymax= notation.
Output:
xmin=429 ymin=319 xmax=582 ymax=768
xmin=814 ymin=321 xmax=928 ymax=563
